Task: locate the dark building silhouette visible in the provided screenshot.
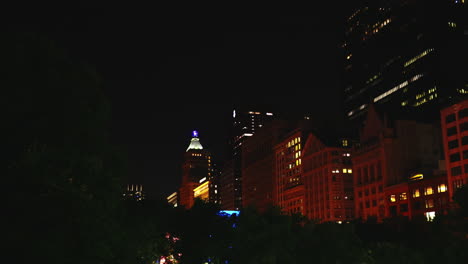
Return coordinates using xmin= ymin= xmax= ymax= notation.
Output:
xmin=241 ymin=119 xmax=293 ymax=212
xmin=219 ymin=109 xmax=275 ymax=210
xmin=343 ymin=0 xmax=467 ymax=129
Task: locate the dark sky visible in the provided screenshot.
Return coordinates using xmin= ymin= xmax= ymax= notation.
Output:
xmin=9 ymin=4 xmax=358 ymax=199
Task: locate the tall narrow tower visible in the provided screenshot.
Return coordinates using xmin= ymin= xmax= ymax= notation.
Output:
xmin=179 ymin=130 xmax=212 ymax=209
xmin=219 ymin=109 xmax=275 ymax=210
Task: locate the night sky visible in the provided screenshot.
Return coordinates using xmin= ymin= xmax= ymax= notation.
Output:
xmin=9 ymin=4 xmax=358 ymax=199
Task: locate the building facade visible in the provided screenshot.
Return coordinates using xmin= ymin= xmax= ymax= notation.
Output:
xmin=343 ymin=0 xmax=467 ymax=128
xmin=241 ymin=119 xmax=292 ymax=212
xmin=441 ymin=99 xmax=468 ymax=200
xmin=220 ymin=109 xmax=275 ymax=210
xmin=178 ymin=131 xmax=213 ymax=209
xmin=302 ymin=133 xmax=354 ymax=223
xmin=352 ymin=105 xmax=442 ymax=222
xmin=274 ymin=129 xmax=307 ymax=216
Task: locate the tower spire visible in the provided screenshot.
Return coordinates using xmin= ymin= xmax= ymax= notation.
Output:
xmin=186 ymin=130 xmax=204 ymax=152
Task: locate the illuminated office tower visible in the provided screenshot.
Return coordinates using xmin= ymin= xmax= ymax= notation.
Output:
xmin=179 ymin=130 xmax=213 ymax=209
xmin=219 ymin=109 xmax=274 ymax=210
xmin=343 ymin=0 xmax=467 ymax=128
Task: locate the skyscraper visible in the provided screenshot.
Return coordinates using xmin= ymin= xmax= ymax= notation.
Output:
xmin=178 ymin=130 xmax=214 ymax=209
xmin=343 ymin=0 xmax=467 ymax=129
xmin=219 ymin=109 xmax=274 ymax=210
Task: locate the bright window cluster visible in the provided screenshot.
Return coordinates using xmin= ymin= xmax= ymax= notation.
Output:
xmin=404 ymin=48 xmax=434 ymax=67
xmin=366 ymin=18 xmax=392 ymax=36
xmin=374 ymin=74 xmax=424 ymax=102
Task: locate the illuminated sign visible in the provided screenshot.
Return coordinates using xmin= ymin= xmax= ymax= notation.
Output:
xmin=409 ymin=173 xmax=424 ymax=181
xmin=192 ymin=130 xmax=198 ymax=137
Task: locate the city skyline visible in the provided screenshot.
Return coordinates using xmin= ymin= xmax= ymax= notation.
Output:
xmin=6 ymin=3 xmax=468 ymax=263
xmin=6 ymin=6 xmax=358 ymax=199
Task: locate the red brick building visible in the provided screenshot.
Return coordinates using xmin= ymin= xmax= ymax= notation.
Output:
xmin=274 ymin=129 xmax=307 ymax=215
xmin=407 ymin=170 xmax=449 ymax=221
xmin=301 ymin=132 xmax=354 ymax=223
xmin=384 ymin=169 xmax=450 ymax=221
xmin=440 ymin=99 xmax=468 ymax=201
xmin=352 ymin=104 xmax=442 ymax=222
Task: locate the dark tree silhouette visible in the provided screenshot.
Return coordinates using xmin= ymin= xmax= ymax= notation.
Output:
xmin=4 ymin=31 xmax=130 ymax=264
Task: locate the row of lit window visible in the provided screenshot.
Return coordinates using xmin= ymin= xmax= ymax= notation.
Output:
xmin=347 ymin=104 xmax=367 ymax=117
xmin=365 ymin=18 xmax=391 ymax=36
xmin=288 ymin=177 xmax=301 ymax=183
xmin=374 ymin=74 xmax=424 ymax=102
xmin=366 ymin=73 xmax=381 ymax=84
xmin=448 ymin=21 xmax=457 ymax=28
xmin=414 ymin=184 xmax=447 ymax=197
xmin=414 ymin=93 xmax=438 ymax=107
xmin=457 ymin=88 xmax=468 ymax=94
xmin=404 ymin=48 xmax=434 ymax=67
xmin=191 ymin=153 xmax=203 ymax=157
xmin=415 ymin=86 xmax=437 ymax=100
xmin=331 ymin=168 xmax=352 ymax=174
xmin=286 ymin=137 xmax=301 ymax=148
xmin=288 ymin=159 xmax=302 ymax=168
xmin=388 ymin=185 xmax=447 ymax=202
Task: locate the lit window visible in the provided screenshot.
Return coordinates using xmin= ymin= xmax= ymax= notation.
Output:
xmin=425 ymin=211 xmax=436 ymax=222
xmin=399 ymin=192 xmax=407 ymax=200
xmin=343 ymin=168 xmax=347 ymax=173
xmin=438 ymin=184 xmax=447 ymax=193
xmin=348 ymin=169 xmax=352 ymax=173
xmin=413 ymin=189 xmax=420 ymax=198
xmin=390 ymin=195 xmax=396 ymax=202
xmin=425 ymin=187 xmax=434 ymax=195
